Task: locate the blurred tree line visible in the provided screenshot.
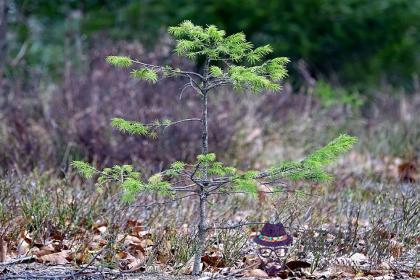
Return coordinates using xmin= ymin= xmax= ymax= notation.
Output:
xmin=4 ymin=0 xmax=419 ymax=90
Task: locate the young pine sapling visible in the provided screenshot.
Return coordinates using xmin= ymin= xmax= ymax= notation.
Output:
xmin=72 ymin=21 xmax=357 ymax=275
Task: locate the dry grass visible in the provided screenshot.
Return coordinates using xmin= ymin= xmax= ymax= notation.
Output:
xmin=0 ymin=142 xmax=418 ymax=278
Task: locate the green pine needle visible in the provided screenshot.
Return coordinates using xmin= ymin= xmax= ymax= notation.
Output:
xmin=111 ymin=118 xmax=151 ymax=136
xmin=130 ymin=68 xmax=158 ymax=83
xmin=268 ymin=134 xmax=358 ymax=183
xmin=122 ymin=178 xmax=143 ymax=203
xmin=209 ymin=66 xmax=223 ymax=77
xmin=197 ymin=153 xmax=216 ymax=163
xmin=105 ymin=56 xmax=133 ymax=68
xmin=304 ymin=134 xmax=358 ymax=168
xmin=71 ymin=161 xmax=96 ymax=179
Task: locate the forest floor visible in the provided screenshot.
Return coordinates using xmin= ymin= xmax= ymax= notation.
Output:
xmin=1 ymin=151 xmax=418 ymax=279
xmin=1 ymin=105 xmax=419 ymax=279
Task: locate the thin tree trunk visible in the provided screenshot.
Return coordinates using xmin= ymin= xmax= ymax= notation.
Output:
xmin=192 ymin=59 xmax=210 ymax=276
xmin=0 ymin=0 xmax=8 ymax=90
xmin=192 ymin=190 xmax=207 ymax=275
xmin=201 ymin=92 xmax=208 ymax=155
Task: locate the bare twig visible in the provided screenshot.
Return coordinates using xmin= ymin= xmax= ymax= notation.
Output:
xmin=132 ymin=194 xmax=196 ymax=209
xmin=0 ymin=256 xmax=35 ymax=266
xmin=131 ymin=59 xmax=204 ymax=80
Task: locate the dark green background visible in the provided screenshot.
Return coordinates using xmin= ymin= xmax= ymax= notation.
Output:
xmin=8 ymin=0 xmax=420 ymax=89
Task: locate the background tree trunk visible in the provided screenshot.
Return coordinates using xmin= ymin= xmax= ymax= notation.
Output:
xmin=0 ymin=0 xmax=8 ymax=89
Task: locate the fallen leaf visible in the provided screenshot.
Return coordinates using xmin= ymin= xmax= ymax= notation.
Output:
xmin=117 ymin=251 xmax=128 ymax=259
xmin=202 ymin=255 xmax=225 ymax=268
xmin=97 ymin=226 xmax=107 ymax=234
xmin=410 ymin=268 xmax=420 ymax=278
xmin=244 ymin=268 xmax=269 ymax=278
xmin=37 ymin=250 xmax=70 ymax=265
xmin=397 ymin=161 xmax=417 ymax=182
xmin=243 ymin=254 xmax=259 ymax=265
xmin=120 ymin=250 xmax=146 ymax=272
xmin=389 ymin=239 xmax=404 ymax=258
xmin=124 ymin=235 xmax=142 ymax=245
xmin=127 ymin=258 xmax=144 ymax=271
xmin=284 ymin=260 xmax=311 ymax=270
xmin=67 ymin=249 xmax=90 ymax=265
xmin=131 ymin=226 xmax=144 ymax=237
xmin=179 ymin=255 xmax=198 ymax=275
xmin=350 ymin=253 xmax=368 ymax=263
xmin=140 ymin=239 xmax=154 ymax=248
xmin=34 ymin=244 xmax=55 ymax=257
xmin=17 ymin=238 xmax=31 ymax=256
xmin=92 ymin=221 xmax=108 ymax=234
xmin=364 ymin=270 xmax=386 ymax=277
xmin=126 ymin=219 xmax=142 ymax=228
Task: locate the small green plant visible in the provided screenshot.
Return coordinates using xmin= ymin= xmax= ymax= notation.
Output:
xmin=314 ymin=80 xmax=364 ymax=109
xmin=72 ymin=21 xmax=357 ymax=275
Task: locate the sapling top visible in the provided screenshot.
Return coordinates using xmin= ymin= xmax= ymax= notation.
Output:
xmin=72 ymin=21 xmax=357 ymax=275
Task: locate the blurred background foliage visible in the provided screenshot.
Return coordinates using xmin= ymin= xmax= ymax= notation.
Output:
xmin=0 ymin=0 xmax=419 ymax=172
xmin=6 ymin=0 xmax=419 ymax=88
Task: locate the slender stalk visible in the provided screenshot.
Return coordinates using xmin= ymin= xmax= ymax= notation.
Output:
xmin=201 ymin=92 xmax=209 ymax=156
xmin=192 ymin=191 xmax=207 ymax=275
xmin=192 ymin=58 xmax=210 ymax=276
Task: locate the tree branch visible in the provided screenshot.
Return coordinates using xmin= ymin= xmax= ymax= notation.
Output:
xmin=162 ymin=118 xmax=201 ymax=131
xmin=132 ymin=194 xmax=196 ymax=209
xmin=131 ymin=59 xmax=204 ymax=80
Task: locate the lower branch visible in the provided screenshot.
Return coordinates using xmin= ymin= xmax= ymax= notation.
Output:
xmin=163 ymin=118 xmax=202 ymax=131
xmin=132 ymin=194 xmax=196 ymax=209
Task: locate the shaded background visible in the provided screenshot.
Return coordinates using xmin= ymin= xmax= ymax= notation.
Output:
xmin=0 ymin=0 xmax=419 ymax=174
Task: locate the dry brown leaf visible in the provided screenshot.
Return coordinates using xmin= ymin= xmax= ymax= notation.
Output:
xmin=156 ymin=251 xmax=170 ymax=265
xmin=243 ymin=268 xmax=269 ymax=278
xmin=92 ymin=221 xmax=108 ymax=234
xmin=390 ymin=239 xmax=404 ymax=258
xmin=119 ymin=251 xmax=146 ymax=272
xmin=312 ymin=269 xmax=332 ymax=279
xmin=179 ymin=255 xmax=197 ymax=275
xmin=50 ymin=230 xmax=64 ymax=241
xmin=332 ymin=257 xmax=357 ymax=275
xmin=117 ymin=251 xmax=128 ymax=259
xmin=138 ymin=231 xmax=152 ymax=239
xmin=37 ymin=250 xmax=70 ymax=265
xmin=126 ymin=219 xmax=142 ymax=228
xmin=124 ymin=235 xmax=142 ymax=245
xmin=17 ymin=238 xmax=31 ymax=256
xmin=156 ymin=240 xmax=172 ymax=264
xmin=97 ymin=226 xmax=107 ymax=234
xmin=397 ymin=161 xmax=417 ymax=182
xmin=131 ymin=226 xmax=144 ymax=237
xmin=202 ymin=255 xmax=225 ymax=268
xmin=284 ymin=260 xmax=311 ymax=270
xmin=351 ymin=253 xmax=368 ymax=263
xmin=140 ymin=239 xmax=154 ymax=248
xmin=243 ymin=254 xmax=259 ymax=265
xmin=34 ymin=244 xmax=55 ymax=257
xmin=68 ymin=249 xmax=90 ymax=265
xmin=336 ymin=271 xmax=357 ymax=278
xmin=410 ymin=268 xmax=420 ymax=278
xmin=364 ymin=270 xmax=386 ymax=277
xmin=127 ymin=258 xmax=144 ymax=271
xmin=116 ymin=234 xmax=126 ymax=243
xmin=125 ymin=220 xmax=150 ymax=239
